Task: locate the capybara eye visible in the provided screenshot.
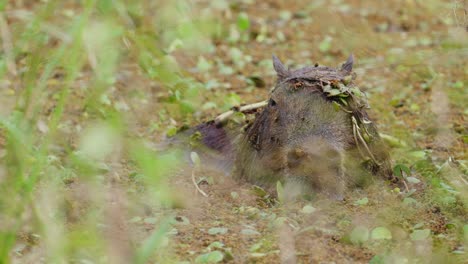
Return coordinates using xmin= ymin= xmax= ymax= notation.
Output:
xmin=269 ymin=99 xmax=277 ymax=106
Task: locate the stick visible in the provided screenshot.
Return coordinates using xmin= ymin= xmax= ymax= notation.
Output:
xmin=214 ymin=100 xmax=268 ymax=125
xmin=402 ymin=179 xmax=410 ymax=192
xmin=352 ymin=116 xmax=379 ymax=165
xmin=457 ymin=173 xmax=468 ymax=185
xmin=191 ymin=169 xmax=208 ymax=197
xmin=352 ymin=119 xmax=367 ymax=160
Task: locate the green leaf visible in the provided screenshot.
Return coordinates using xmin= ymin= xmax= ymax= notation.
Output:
xmin=195 ymin=250 xmax=224 ymax=263
xmin=197 ymin=56 xmax=212 ymax=72
xmin=440 ymin=182 xmax=459 ymax=194
xmin=276 ymin=181 xmax=284 ymax=202
xmin=322 ymin=84 xmax=332 ymax=93
xmin=369 ymin=255 xmax=385 ymax=264
xmin=178 ymin=100 xmax=196 ymax=114
xmin=393 ymin=164 xmax=411 ymax=178
xmin=319 ymin=36 xmax=332 ymax=53
xmin=218 ymin=64 xmax=234 ymax=75
xmin=379 ymin=133 xmax=407 ymax=148
xmin=279 ymin=11 xmax=292 ymax=21
xmin=371 ymin=227 xmax=392 ymax=240
xmin=326 ymin=88 xmax=341 ymax=97
xmin=410 ymin=229 xmax=430 ymax=241
xmin=300 ymin=205 xmax=316 ymax=214
xmin=143 ymin=217 xmax=157 ymax=224
xmin=350 ymin=226 xmax=369 ymax=245
xmin=272 ymin=217 xmax=288 ymax=228
xmin=332 ymin=101 xmax=341 ymax=111
xmin=202 ymin=102 xmax=217 ymax=110
xmin=252 ymin=185 xmax=268 ymax=197
xmin=408 ymin=150 xmax=426 ymax=160
xmin=241 ymin=229 xmax=260 ymax=236
xmin=406 ymin=176 xmax=420 ymax=184
xmin=230 ymin=192 xmax=239 ymax=199
xmin=354 ymin=197 xmax=368 ymax=206
xmin=452 ymin=81 xmax=464 ymax=89
xmin=190 ymin=152 xmax=201 ymax=168
xmin=167 ymin=38 xmax=184 ymax=53
xmin=207 ymin=241 xmax=225 ymax=250
xmin=249 ymin=242 xmax=263 ymax=253
xmin=339 ymin=97 xmax=348 ymax=106
xmin=79 ymin=123 xmax=118 ymax=160
xmin=129 ymin=216 xmax=142 ymax=223
xmin=225 ymin=93 xmax=241 ymax=107
xmin=403 ymin=197 xmax=417 ymax=205
xmin=237 ymin=12 xmax=250 ymax=31
xmin=229 ymin=47 xmax=243 ymax=62
xmin=231 ymin=111 xmax=246 ymax=124
xmin=208 ymin=227 xmax=228 ymax=235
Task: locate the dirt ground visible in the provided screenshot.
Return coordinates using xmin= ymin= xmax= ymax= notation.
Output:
xmin=4 ymin=0 xmax=467 ymax=263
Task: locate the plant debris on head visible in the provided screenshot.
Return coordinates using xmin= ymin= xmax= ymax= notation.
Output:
xmin=272 ymin=54 xmax=368 ymax=113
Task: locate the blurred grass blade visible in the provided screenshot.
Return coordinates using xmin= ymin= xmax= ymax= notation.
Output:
xmin=134 ymin=218 xmax=171 ymax=264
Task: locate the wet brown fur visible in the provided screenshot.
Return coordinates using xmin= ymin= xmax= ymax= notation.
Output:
xmin=182 ymin=55 xmax=394 ymax=197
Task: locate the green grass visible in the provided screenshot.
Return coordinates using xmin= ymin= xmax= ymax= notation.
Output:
xmin=0 ymin=1 xmax=193 ymax=262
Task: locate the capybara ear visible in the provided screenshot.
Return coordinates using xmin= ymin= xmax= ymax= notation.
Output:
xmin=341 ymin=54 xmax=354 ymax=73
xmin=272 ymin=55 xmax=289 ymax=80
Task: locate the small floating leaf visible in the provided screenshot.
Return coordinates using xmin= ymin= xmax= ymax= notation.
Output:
xmin=319 ymin=36 xmax=332 ymax=53
xmin=354 ymin=197 xmax=368 ymax=206
xmin=195 ymin=250 xmax=224 ymax=263
xmin=207 ymin=241 xmax=225 ymax=250
xmin=350 ymin=226 xmax=369 ymax=245
xmin=300 ymin=205 xmax=317 ymax=214
xmin=230 ymin=192 xmax=239 ymax=199
xmin=208 ymin=227 xmax=228 ymax=235
xmin=241 ymin=229 xmax=260 ymax=236
xmin=237 ymin=12 xmax=250 ymax=31
xmin=410 ymin=229 xmax=430 ymax=241
xmin=371 ymin=227 xmax=392 ymax=240
xmin=197 ymin=56 xmax=212 ymax=72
